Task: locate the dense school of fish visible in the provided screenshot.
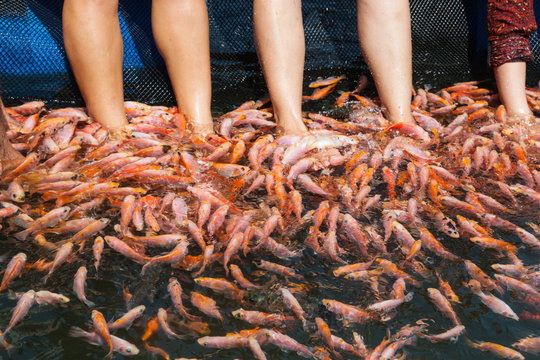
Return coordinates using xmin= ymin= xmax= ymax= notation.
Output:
xmin=0 ymin=75 xmax=539 ymax=359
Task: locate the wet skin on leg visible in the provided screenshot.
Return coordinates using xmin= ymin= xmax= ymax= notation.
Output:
xmin=356 ymin=0 xmax=414 ymax=124
xmin=63 ymin=0 xmax=129 ymax=140
xmin=152 ymin=0 xmax=214 ymax=137
xmin=253 ymin=0 xmax=309 ymax=136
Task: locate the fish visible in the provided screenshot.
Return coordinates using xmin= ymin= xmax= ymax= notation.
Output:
xmin=69 ymin=327 xmax=139 ymax=356
xmin=73 ymin=266 xmax=94 ymax=307
xmin=0 ymin=253 xmax=26 ymax=292
xmin=422 ymin=325 xmax=465 ymax=343
xmin=108 ymin=305 xmax=145 ymax=330
xmin=15 ymin=206 xmax=71 ymax=240
xmin=281 ymin=288 xmax=308 ymax=328
xmin=157 ymin=308 xmax=185 ymax=340
xmin=367 ymin=291 xmax=414 ymax=312
xmin=256 ymin=260 xmax=303 ymax=280
xmin=44 ymin=242 xmax=73 ymax=282
xmin=466 ymin=338 xmax=524 ymax=359
xmin=194 ymin=277 xmax=246 ymax=302
xmin=91 ymin=310 xmax=113 ymax=358
xmin=231 ymin=308 xmax=294 ymax=326
xmin=427 ymin=288 xmax=461 ymax=326
xmin=322 ymin=299 xmax=374 ymax=324
xmin=467 ymin=280 xmax=519 ymax=320
xmin=512 ymin=336 xmax=540 ymax=355
xmin=190 ymin=292 xmax=223 ymax=321
xmin=261 ymin=329 xmax=315 ymax=358
xmin=0 ymin=290 xmax=35 ymax=343
xmin=93 ymin=236 xmax=104 ymax=271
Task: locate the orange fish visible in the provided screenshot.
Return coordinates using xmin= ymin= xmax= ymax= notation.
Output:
xmin=0 ymin=253 xmax=26 ymax=292
xmin=91 ymin=310 xmax=113 ymax=358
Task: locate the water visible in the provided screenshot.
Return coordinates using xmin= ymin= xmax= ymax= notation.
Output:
xmin=0 ymin=202 xmax=538 ymax=359
xmin=0 ymin=75 xmax=539 ymax=359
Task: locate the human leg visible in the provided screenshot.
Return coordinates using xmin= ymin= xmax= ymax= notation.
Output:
xmin=356 ymin=0 xmax=414 ymax=124
xmin=0 ymin=98 xmax=24 ymax=174
xmin=253 ymin=0 xmax=308 ymax=136
xmin=152 ymin=0 xmax=214 ymax=136
xmin=487 ymin=0 xmax=536 ymax=120
xmin=493 ymin=62 xmax=532 ymax=118
xmin=63 ymin=0 xmax=128 ymax=138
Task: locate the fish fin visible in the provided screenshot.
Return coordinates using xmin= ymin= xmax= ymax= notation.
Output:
xmin=14 ymin=230 xmax=28 ymax=241
xmin=140 ymin=262 xmax=153 ymax=275
xmin=82 ymin=299 xmax=95 ymax=307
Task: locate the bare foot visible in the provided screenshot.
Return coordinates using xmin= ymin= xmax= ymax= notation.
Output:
xmin=277 ymin=123 xmax=309 ymax=136
xmin=275 ymin=114 xmax=309 ymax=136
xmin=188 ymin=120 xmax=215 ymax=139
xmin=386 ymin=111 xmax=415 ymax=125
xmin=108 ymin=125 xmax=132 ymax=141
xmin=507 ymin=113 xmax=535 ymax=126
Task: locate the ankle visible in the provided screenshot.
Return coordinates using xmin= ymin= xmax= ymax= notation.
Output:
xmin=385 ymin=110 xmax=414 ymax=124
xmin=275 ymin=115 xmax=308 ymax=136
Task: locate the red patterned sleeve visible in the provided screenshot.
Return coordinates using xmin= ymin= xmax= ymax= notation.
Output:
xmin=487 ymin=0 xmax=537 ymax=67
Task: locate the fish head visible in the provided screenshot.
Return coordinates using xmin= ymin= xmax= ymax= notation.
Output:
xmin=502 ymin=311 xmax=519 ymax=321
xmin=197 ymin=338 xmax=210 ymax=347
xmin=232 ymin=309 xmax=244 ymax=319
xmin=469 ymin=237 xmax=481 ymax=245
xmin=119 ymin=343 xmax=139 ymax=356
xmin=10 ymin=193 xmax=24 ymax=203
xmin=60 ymin=206 xmax=71 ymax=217
xmin=426 ymin=288 xmax=437 ymax=296
xmin=491 ymin=264 xmax=502 ymax=272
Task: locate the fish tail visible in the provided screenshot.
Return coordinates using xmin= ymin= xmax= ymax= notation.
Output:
xmin=68 ymin=327 xmax=86 ymax=338
xmin=42 ymin=272 xmax=51 ymax=284
xmin=106 ymin=349 xmax=114 ymax=360
xmin=464 ymin=337 xmax=479 ymax=349
xmin=404 ymin=291 xmax=414 ymax=302
xmin=14 ymin=230 xmax=28 ymax=241
xmin=83 ymin=299 xmax=95 ymax=307
xmin=4 ymin=343 xmax=15 ymax=356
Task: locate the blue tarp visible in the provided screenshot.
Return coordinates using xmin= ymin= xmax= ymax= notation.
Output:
xmin=1 ymin=0 xmax=539 ymax=104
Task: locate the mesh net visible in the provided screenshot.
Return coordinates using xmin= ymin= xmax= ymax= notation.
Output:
xmin=0 ymin=0 xmax=539 ymax=108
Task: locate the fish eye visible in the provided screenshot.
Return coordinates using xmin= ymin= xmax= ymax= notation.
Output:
xmin=203 ymin=341 xmax=209 ymax=346
xmin=126 ymin=348 xmax=131 ymax=353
